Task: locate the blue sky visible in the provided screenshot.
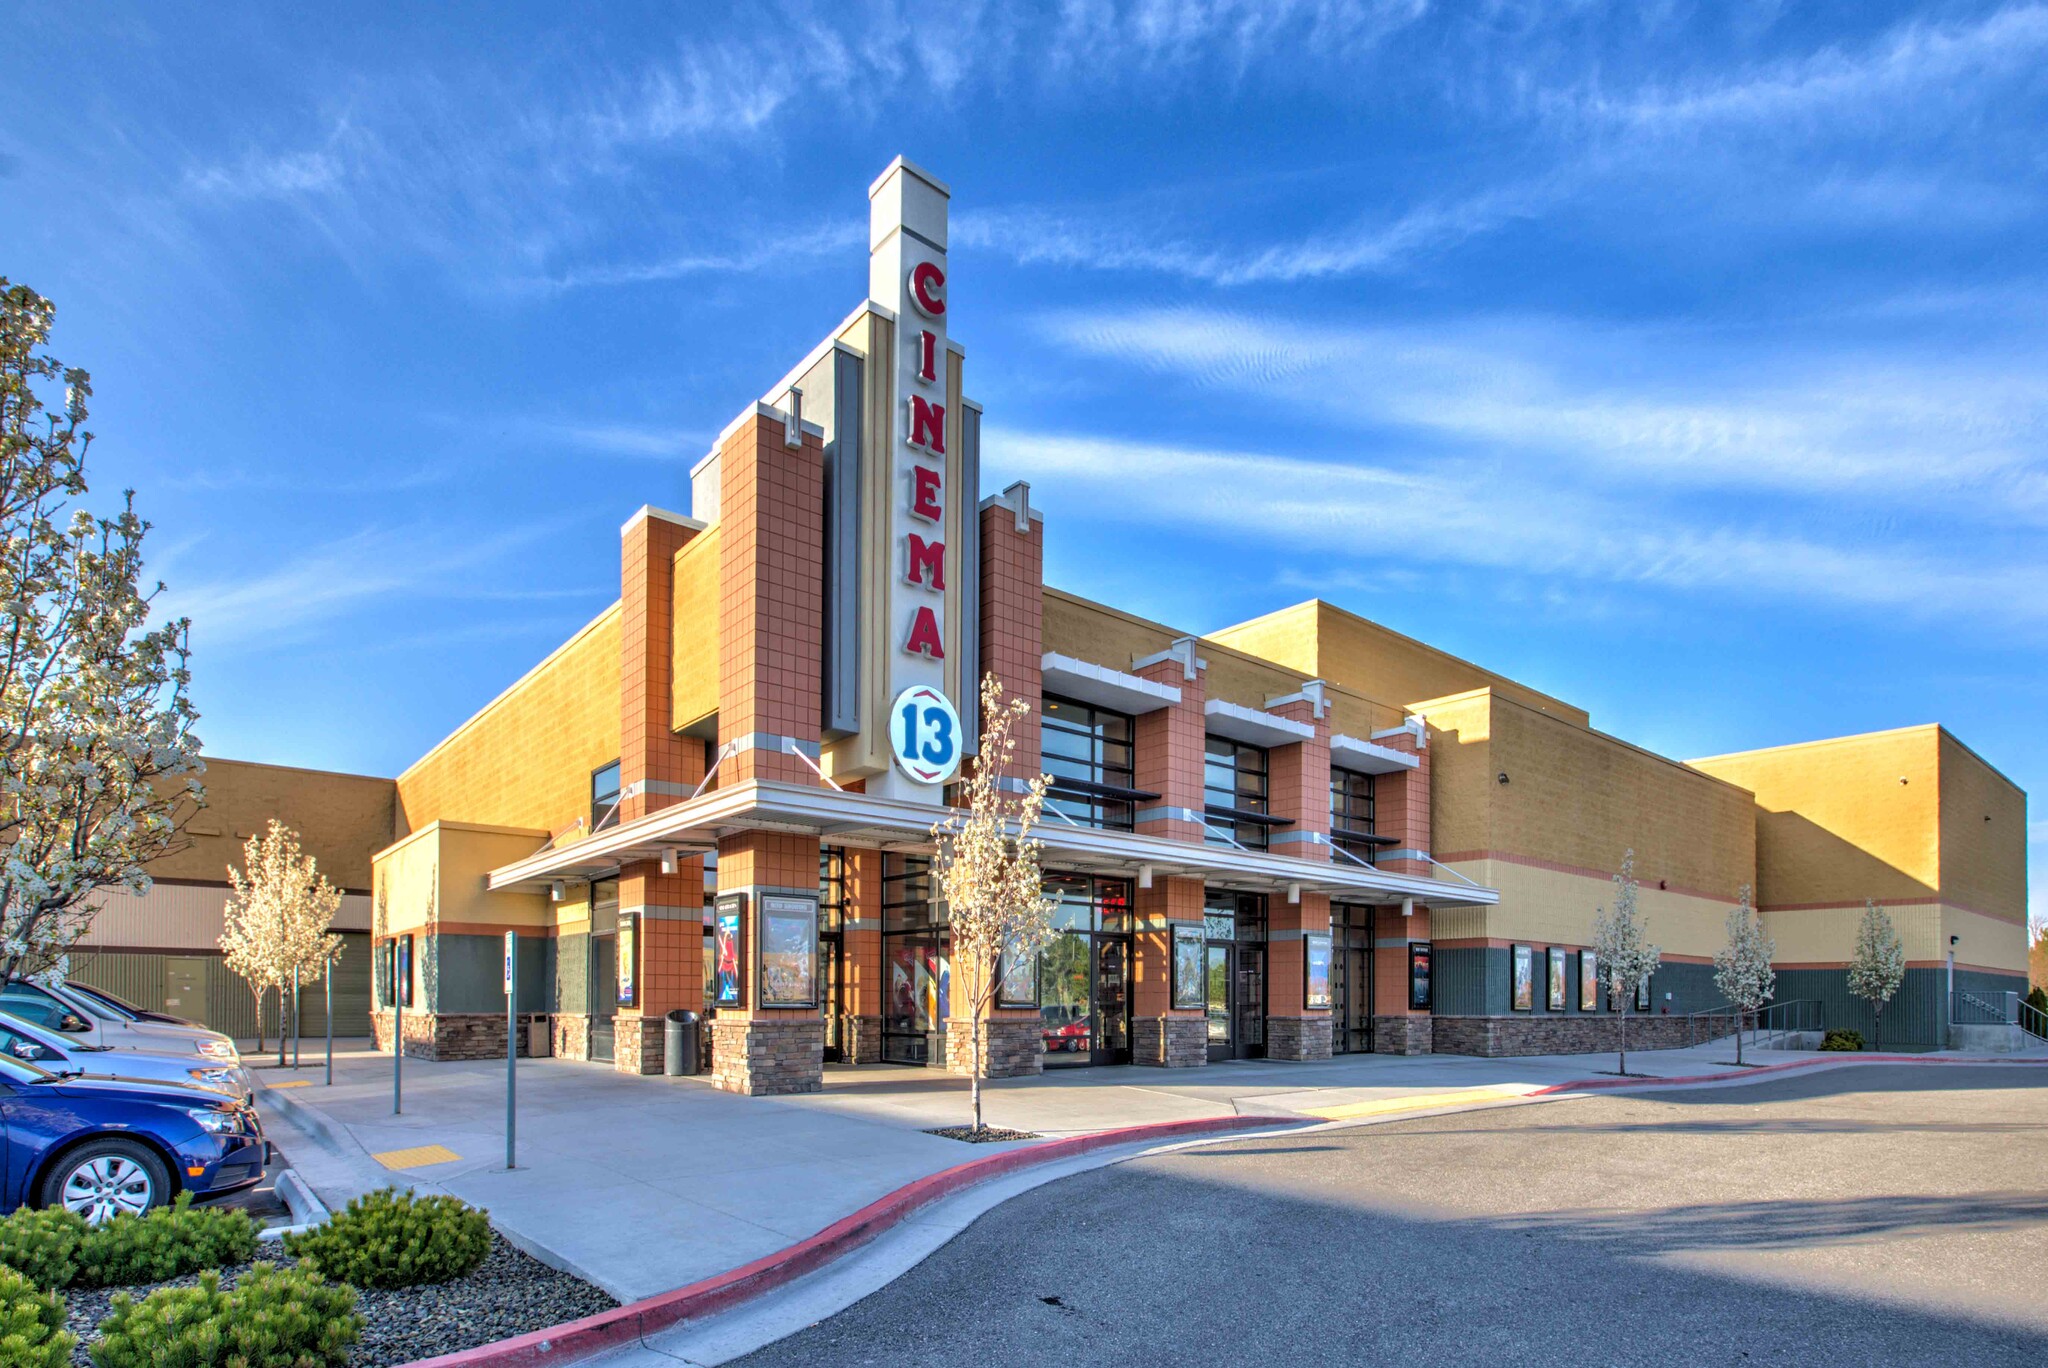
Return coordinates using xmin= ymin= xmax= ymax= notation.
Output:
xmin=4 ymin=2 xmax=2042 ymax=918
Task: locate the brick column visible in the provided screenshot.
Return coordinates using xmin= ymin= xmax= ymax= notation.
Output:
xmin=1367 ymin=722 xmax=1435 ymax=1053
xmin=710 ymin=831 xmax=825 ymax=1095
xmin=1264 ymin=688 xmax=1333 ymax=1062
xmin=978 ymin=483 xmax=1044 ymax=776
xmin=718 ymin=410 xmax=825 ymax=787
xmin=940 ymin=485 xmax=1049 ymax=1080
xmin=612 ymin=863 xmax=705 ymax=1075
xmin=1132 ymin=876 xmax=1207 ymax=1066
xmin=1129 ymin=638 xmax=1207 ymax=1066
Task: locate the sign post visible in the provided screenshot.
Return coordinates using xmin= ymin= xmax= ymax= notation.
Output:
xmin=324 ymin=960 xmax=333 ymax=1087
xmin=392 ymin=940 xmax=403 ymax=1117
xmin=504 ymin=930 xmax=517 ymax=1171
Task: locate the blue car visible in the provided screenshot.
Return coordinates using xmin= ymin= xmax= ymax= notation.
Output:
xmin=0 ymin=1050 xmax=266 ymax=1223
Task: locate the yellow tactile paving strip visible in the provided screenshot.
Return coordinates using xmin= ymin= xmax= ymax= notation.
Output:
xmin=1298 ymin=1085 xmax=1538 ymax=1122
xmin=266 ymin=1079 xmax=312 ymax=1089
xmin=372 ymin=1144 xmax=463 ymax=1170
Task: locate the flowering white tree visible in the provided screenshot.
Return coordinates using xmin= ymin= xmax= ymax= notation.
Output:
xmin=219 ymin=821 xmax=343 ymax=1057
xmin=0 ymin=281 xmax=203 ymax=984
xmin=1712 ymin=885 xmax=1775 ymax=1065
xmin=1592 ymin=849 xmax=1662 ymax=1076
xmin=1848 ymin=898 xmax=1905 ymax=1048
xmin=932 ymin=674 xmax=1059 ymax=1136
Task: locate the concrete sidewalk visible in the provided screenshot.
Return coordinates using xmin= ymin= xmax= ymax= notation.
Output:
xmin=248 ymin=1035 xmax=1913 ymax=1304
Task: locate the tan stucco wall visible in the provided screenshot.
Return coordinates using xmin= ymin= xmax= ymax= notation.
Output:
xmin=1937 ymin=730 xmax=2028 ymax=922
xmin=1435 ymin=859 xmax=1736 ymax=959
xmin=1689 ymin=727 xmax=1944 ymax=908
xmin=1419 ymin=689 xmax=1754 ymax=905
xmin=395 ymin=603 xmax=622 ymax=841
xmin=371 ymin=821 xmax=551 ymax=938
xmin=1210 ymin=599 xmax=1588 ymax=728
xmin=161 ymin=758 xmax=395 ymax=892
xmin=671 ymin=522 xmax=721 ymax=733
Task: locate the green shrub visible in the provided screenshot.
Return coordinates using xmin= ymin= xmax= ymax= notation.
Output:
xmin=285 ymin=1187 xmax=492 ymax=1288
xmin=0 ymin=1264 xmax=75 ymax=1368
xmin=1821 ymin=1028 xmax=1865 ymax=1052
xmin=77 ymin=1192 xmax=260 ymax=1288
xmin=0 ymin=1206 xmax=87 ymax=1290
xmin=89 ymin=1263 xmax=360 ymax=1368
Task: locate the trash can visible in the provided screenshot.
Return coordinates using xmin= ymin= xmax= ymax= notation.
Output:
xmin=664 ymin=1010 xmax=700 ymax=1077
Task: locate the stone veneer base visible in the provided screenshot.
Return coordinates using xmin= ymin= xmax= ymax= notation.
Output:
xmin=1371 ymin=1015 xmax=1433 ymax=1055
xmin=839 ymin=1015 xmax=884 ymax=1065
xmin=613 ymin=1014 xmax=664 ymax=1075
xmin=1431 ymin=1013 xmax=1738 ymax=1058
xmin=1266 ymin=1015 xmax=1334 ymax=1062
xmin=711 ymin=1018 xmax=823 ymax=1095
xmin=372 ymin=1011 xmax=532 ymax=1062
xmin=943 ymin=1018 xmax=1043 ymax=1077
xmin=552 ymin=1013 xmax=590 ymax=1062
xmin=1133 ymin=1015 xmax=1207 ymax=1068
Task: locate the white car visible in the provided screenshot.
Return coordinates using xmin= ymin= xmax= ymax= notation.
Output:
xmin=0 ymin=980 xmax=241 ymax=1065
xmin=0 ymin=1009 xmax=252 ymax=1101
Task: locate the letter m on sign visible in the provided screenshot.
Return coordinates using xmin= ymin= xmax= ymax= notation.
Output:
xmin=909 ymin=395 xmax=946 ymax=455
xmin=906 ymin=533 xmax=946 ymax=589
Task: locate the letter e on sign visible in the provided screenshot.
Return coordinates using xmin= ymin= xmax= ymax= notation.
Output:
xmin=911 ymin=464 xmax=943 ymax=521
xmin=891 ymin=684 xmax=962 ymax=784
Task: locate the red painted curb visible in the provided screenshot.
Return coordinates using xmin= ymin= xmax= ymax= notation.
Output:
xmin=398 ymin=1111 xmax=1301 ymax=1368
xmin=1530 ymin=1052 xmax=2048 ymax=1097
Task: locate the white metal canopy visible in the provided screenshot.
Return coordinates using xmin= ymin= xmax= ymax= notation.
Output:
xmin=484 ymin=778 xmax=1499 ymax=907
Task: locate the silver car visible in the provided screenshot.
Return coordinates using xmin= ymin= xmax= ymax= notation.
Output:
xmin=0 ymin=1009 xmax=252 ymax=1101
xmin=0 ymin=980 xmax=241 ymax=1064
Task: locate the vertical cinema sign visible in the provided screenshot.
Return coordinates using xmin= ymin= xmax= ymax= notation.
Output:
xmin=866 ymin=158 xmax=966 ymax=798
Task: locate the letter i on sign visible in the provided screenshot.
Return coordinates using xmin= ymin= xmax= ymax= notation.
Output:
xmin=918 ymin=330 xmax=938 ymax=384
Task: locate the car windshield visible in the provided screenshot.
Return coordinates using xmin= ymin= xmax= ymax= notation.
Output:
xmin=70 ymin=983 xmax=144 ymax=1016
xmin=51 ymin=983 xmax=130 ymax=1022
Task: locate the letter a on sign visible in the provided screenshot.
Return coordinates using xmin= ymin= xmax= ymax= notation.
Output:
xmin=905 ymin=604 xmax=945 ymax=659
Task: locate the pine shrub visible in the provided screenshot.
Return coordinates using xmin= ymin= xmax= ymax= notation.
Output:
xmin=0 ymin=1264 xmax=75 ymax=1368
xmin=1821 ymin=1028 xmax=1865 ymax=1052
xmin=77 ymin=1193 xmax=260 ymax=1288
xmin=0 ymin=1206 xmax=87 ymax=1290
xmin=284 ymin=1187 xmax=492 ymax=1288
xmin=89 ymin=1263 xmax=360 ymax=1368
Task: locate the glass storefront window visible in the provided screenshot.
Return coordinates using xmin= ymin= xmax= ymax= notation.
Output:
xmin=1330 ymin=766 xmax=1378 ymax=864
xmin=883 ymin=855 xmax=946 ymax=1064
xmin=1203 ymin=737 xmax=1271 ymax=850
xmin=590 ymin=762 xmax=621 ymax=832
xmin=1037 ymin=874 xmax=1133 ymax=1066
xmin=1042 ymin=695 xmax=1137 ymax=830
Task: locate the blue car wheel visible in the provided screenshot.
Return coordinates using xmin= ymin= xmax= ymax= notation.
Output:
xmin=40 ymin=1138 xmax=170 ymax=1224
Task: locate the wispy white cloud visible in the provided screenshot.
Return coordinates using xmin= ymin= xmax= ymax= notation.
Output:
xmin=1038 ymin=307 xmax=2048 ymax=515
xmin=156 ymin=523 xmax=558 ymax=652
xmin=1578 ymin=4 xmax=2048 ymax=132
xmin=533 ymin=219 xmax=864 ymax=292
xmin=991 ymin=426 xmax=2048 ymax=626
xmin=526 ymin=421 xmax=700 ymax=459
xmin=958 ymin=183 xmax=1543 ymax=285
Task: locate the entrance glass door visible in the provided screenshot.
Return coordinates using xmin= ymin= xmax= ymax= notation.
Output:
xmin=820 ymin=934 xmax=843 ymax=1063
xmin=1093 ymin=937 xmax=1131 ymax=1065
xmin=590 ymin=933 xmax=617 ymax=1064
xmin=1331 ymin=904 xmax=1374 ymax=1054
xmin=1204 ymin=890 xmax=1267 ymax=1061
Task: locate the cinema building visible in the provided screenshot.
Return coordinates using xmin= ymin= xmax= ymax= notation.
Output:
xmin=68 ymin=159 xmax=2031 ymax=1090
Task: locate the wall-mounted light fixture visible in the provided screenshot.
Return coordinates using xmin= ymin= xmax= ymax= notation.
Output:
xmin=660 ymin=847 xmax=679 ymax=875
xmin=1497 ymin=772 xmax=1510 ymax=785
xmin=550 ymin=880 xmax=565 ymax=902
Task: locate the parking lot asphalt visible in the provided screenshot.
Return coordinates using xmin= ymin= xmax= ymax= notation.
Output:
xmin=735 ymin=1064 xmax=2048 ymax=1367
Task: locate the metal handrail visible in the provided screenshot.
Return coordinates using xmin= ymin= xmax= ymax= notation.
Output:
xmin=2019 ymin=998 xmax=2048 ymax=1044
xmin=1680 ymin=999 xmax=1824 ymax=1051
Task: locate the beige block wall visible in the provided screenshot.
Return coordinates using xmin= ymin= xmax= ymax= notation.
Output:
xmin=1937 ymin=730 xmax=2028 ymax=922
xmin=162 ymin=758 xmax=395 ymax=891
xmin=1418 ymin=689 xmax=1754 ymax=904
xmin=1689 ymin=726 xmax=1942 ymax=906
xmin=79 ymin=883 xmax=373 ymax=952
xmin=1209 ymin=599 xmax=1588 ymax=728
xmin=395 ymin=604 xmax=623 ymax=842
xmin=671 ymin=523 xmax=722 ymax=733
xmin=371 ymin=821 xmax=550 ymax=937
xmin=1436 ymin=858 xmax=1736 ymax=958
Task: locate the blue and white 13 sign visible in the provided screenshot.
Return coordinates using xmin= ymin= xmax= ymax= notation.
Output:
xmin=890 ymin=684 xmax=962 ymax=786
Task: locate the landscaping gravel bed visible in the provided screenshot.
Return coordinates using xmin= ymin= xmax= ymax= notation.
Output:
xmin=62 ymin=1233 xmax=617 ymax=1367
